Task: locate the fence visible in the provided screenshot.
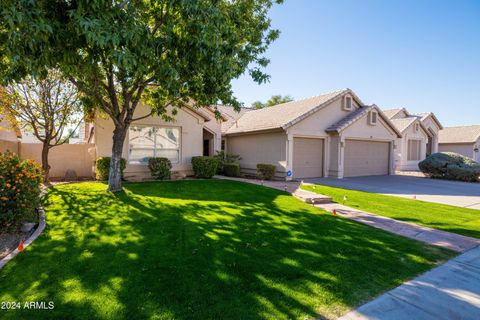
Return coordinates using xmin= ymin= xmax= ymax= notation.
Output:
xmin=1 ymin=142 xmax=96 ymax=179
xmin=0 ymin=140 xmax=19 ymax=154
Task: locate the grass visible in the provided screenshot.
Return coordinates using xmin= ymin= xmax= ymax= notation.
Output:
xmin=0 ymin=180 xmax=454 ymax=320
xmin=302 ymin=184 xmax=480 ymax=239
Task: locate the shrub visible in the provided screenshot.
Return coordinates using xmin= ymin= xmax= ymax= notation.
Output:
xmin=0 ymin=151 xmax=43 ymax=229
xmin=419 ymin=152 xmax=480 ymax=182
xmin=96 ymin=157 xmax=126 ymax=181
xmin=223 ymin=163 xmax=241 ymax=177
xmin=191 ymin=156 xmax=218 ymax=178
xmin=213 ymin=151 xmax=241 ymax=174
xmin=148 ymin=157 xmax=172 ymax=180
xmin=256 ymin=163 xmax=276 ymax=180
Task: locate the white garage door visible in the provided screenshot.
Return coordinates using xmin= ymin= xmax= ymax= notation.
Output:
xmin=344 ymin=140 xmax=390 ymax=177
xmin=293 ymin=137 xmax=324 ymax=178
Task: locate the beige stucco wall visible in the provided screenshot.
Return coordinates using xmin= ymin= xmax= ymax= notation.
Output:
xmin=422 ymin=115 xmax=441 ymax=154
xmin=203 ymin=110 xmax=223 ymax=156
xmin=328 ymin=135 xmax=341 ymax=177
xmin=396 ymin=121 xmax=428 ymax=171
xmin=95 ymin=103 xmax=206 ymax=179
xmin=439 ymin=143 xmax=476 ymax=159
xmin=19 ymin=143 xmax=96 ymax=179
xmin=288 ymin=96 xmax=360 ymax=137
xmin=0 ymin=140 xmax=19 ymax=153
xmin=226 ymin=130 xmax=287 ymax=176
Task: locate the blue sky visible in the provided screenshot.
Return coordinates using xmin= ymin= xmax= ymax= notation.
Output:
xmin=231 ymin=0 xmax=480 ymax=127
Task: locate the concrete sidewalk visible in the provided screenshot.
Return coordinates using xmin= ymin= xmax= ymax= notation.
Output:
xmin=340 ymin=245 xmax=480 ymax=320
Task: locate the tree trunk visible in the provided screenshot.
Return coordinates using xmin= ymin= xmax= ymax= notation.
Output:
xmin=107 ymin=125 xmax=128 ymax=192
xmin=41 ymin=143 xmax=51 ymax=183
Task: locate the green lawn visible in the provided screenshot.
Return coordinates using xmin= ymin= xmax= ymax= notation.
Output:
xmin=302 ymin=184 xmax=480 ymax=239
xmin=0 ymin=180 xmax=453 ymax=320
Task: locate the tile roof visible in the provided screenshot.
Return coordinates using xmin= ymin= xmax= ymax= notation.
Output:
xmin=414 ymin=112 xmax=444 ymax=130
xmin=439 ymin=125 xmax=480 ymax=144
xmin=215 ymin=105 xmax=251 ymax=133
xmin=389 ymin=118 xmax=417 ymax=133
xmin=382 ymin=108 xmax=405 ymax=119
xmin=326 ymin=105 xmax=402 ymax=137
xmin=225 ymin=89 xmax=352 ymax=134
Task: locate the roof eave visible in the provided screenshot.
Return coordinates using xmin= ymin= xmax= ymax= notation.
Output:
xmin=282 ymin=88 xmax=361 ymax=130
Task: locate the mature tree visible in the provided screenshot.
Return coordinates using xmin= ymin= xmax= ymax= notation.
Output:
xmin=0 ymin=0 xmax=282 ymax=192
xmin=0 ymin=70 xmax=83 ymax=182
xmin=251 ymin=94 xmax=293 ymax=109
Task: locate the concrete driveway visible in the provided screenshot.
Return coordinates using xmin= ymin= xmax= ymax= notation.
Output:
xmin=306 ymin=175 xmax=480 ymax=210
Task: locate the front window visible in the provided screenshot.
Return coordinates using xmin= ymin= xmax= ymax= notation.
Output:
xmin=128 ymin=126 xmax=180 ymax=164
xmin=407 ymin=139 xmax=421 ymax=161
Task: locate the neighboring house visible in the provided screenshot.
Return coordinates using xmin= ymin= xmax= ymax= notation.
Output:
xmin=383 ymin=108 xmax=443 ymax=171
xmin=69 ymin=122 xmax=95 ymax=144
xmin=20 ymin=131 xmax=44 ymax=143
xmin=438 ymin=125 xmax=480 ymax=162
xmin=221 ymin=89 xmax=402 ymax=179
xmin=0 ymin=109 xmax=21 ymax=153
xmin=94 ymin=102 xmax=224 ymax=180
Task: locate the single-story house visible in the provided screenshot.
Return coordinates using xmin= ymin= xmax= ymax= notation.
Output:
xmin=94 ymin=103 xmax=224 ymax=180
xmin=220 ymin=89 xmax=402 ymax=180
xmin=439 ymin=125 xmax=480 ymax=162
xmin=383 ymin=108 xmax=443 ymax=171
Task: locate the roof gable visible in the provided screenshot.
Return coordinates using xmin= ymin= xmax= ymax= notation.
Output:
xmin=416 ymin=112 xmax=443 ymax=130
xmin=326 ymin=105 xmax=402 ymax=138
xmin=390 ymin=117 xmax=431 ymax=137
xmin=382 ymin=108 xmax=410 ymax=119
xmin=216 ymin=105 xmax=252 ymax=134
xmin=225 ymin=88 xmax=362 ymax=135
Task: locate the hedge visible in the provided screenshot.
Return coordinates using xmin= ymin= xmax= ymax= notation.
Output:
xmin=223 ymin=163 xmax=240 ymax=177
xmin=96 ymin=157 xmax=126 ymax=181
xmin=256 ymin=163 xmax=276 ymax=180
xmin=148 ymin=157 xmax=172 ymax=180
xmin=191 ymin=156 xmax=218 ymax=178
xmin=213 ymin=151 xmax=241 ymax=175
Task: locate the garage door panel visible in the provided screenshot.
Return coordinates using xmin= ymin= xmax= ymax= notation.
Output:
xmin=293 ymin=138 xmax=323 ymax=178
xmin=344 ymin=140 xmax=390 ymax=177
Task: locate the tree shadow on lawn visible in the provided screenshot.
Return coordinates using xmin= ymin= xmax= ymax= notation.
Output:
xmin=0 ymin=180 xmax=454 ymax=320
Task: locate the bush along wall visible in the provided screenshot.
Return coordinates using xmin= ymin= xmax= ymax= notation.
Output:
xmin=148 ymin=157 xmax=172 ymax=180
xmin=96 ymin=157 xmax=126 ymax=181
xmin=0 ymin=151 xmax=43 ymax=230
xmin=223 ymin=163 xmax=241 ymax=177
xmin=192 ymin=156 xmax=218 ymax=178
xmin=213 ymin=151 xmax=241 ymax=175
xmin=256 ymin=163 xmax=276 ymax=180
